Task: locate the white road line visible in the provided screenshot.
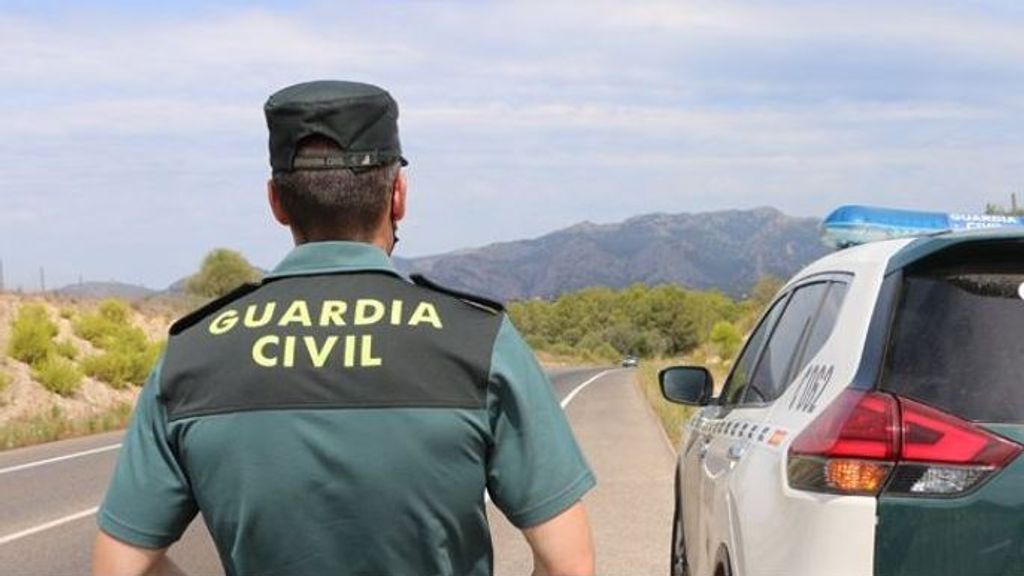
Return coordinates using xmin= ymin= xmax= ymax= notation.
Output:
xmin=0 ymin=443 xmax=122 ymax=476
xmin=1 ymin=371 xmax=616 ymax=540
xmin=559 ymin=369 xmax=615 ymax=409
xmin=487 ymin=368 xmax=615 ymax=504
xmin=0 ymin=507 xmax=99 ymax=546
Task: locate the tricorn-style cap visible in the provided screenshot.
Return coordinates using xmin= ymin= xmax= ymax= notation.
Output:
xmin=264 ymin=80 xmax=407 ymax=173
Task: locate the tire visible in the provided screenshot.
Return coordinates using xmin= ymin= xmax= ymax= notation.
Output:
xmin=670 ymin=475 xmax=690 ymax=576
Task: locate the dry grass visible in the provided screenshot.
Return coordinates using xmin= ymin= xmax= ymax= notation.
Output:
xmin=0 ymin=403 xmax=133 ymax=451
xmin=634 ymin=356 xmax=732 ymax=447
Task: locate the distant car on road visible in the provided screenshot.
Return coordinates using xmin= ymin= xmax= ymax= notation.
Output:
xmin=621 ymin=355 xmax=638 ymax=368
xmin=661 ymin=226 xmax=1024 ymax=576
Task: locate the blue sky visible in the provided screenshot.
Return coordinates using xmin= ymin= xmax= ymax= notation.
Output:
xmin=1 ymin=1 xmax=1021 ymax=290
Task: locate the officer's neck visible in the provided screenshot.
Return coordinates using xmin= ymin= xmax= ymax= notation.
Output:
xmin=290 ymin=223 xmax=396 ymax=254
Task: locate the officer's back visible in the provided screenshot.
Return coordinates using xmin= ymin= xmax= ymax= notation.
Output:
xmin=92 ymin=81 xmax=596 ymax=576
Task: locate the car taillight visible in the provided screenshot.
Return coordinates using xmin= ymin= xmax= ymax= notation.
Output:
xmin=787 ymin=390 xmax=1023 ymax=497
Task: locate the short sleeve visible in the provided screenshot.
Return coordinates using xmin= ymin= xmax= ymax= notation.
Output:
xmin=98 ymin=359 xmax=197 ymax=549
xmin=486 ymin=317 xmax=596 ymax=528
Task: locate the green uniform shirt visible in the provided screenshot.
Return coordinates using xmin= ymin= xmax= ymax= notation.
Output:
xmin=98 ymin=242 xmax=595 ymax=576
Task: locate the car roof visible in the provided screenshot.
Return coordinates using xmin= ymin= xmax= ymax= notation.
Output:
xmin=786 ymin=227 xmax=1024 ymax=286
xmin=884 ymin=226 xmax=1024 ymax=273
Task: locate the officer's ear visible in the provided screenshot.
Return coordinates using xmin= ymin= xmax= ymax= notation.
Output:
xmin=267 ymin=179 xmax=291 ymax=226
xmin=391 ymin=170 xmax=407 ymax=224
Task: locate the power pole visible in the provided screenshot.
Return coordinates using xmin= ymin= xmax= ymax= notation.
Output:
xmin=1012 ymin=192 xmax=1019 ymax=214
xmin=39 ymin=266 xmax=46 ymax=294
xmin=0 ymin=258 xmax=4 ymax=293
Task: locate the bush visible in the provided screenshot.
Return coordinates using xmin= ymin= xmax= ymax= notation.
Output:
xmin=73 ymin=299 xmax=133 ymax=348
xmin=8 ymin=304 xmax=59 ymax=366
xmin=32 ymin=355 xmax=82 ymax=396
xmin=187 ymin=248 xmax=261 ymax=298
xmin=55 ymin=339 xmax=79 ymax=360
xmin=82 ymin=329 xmax=162 ymax=389
xmin=709 ymin=321 xmax=743 ymax=362
xmin=74 ymin=299 xmax=161 ymax=388
xmin=0 ymin=370 xmax=10 ymax=397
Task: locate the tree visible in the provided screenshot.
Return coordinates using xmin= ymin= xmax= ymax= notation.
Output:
xmin=187 ymin=249 xmax=261 ymax=298
xmin=749 ymin=275 xmax=784 ymax=308
xmin=709 ymin=321 xmax=743 ymax=362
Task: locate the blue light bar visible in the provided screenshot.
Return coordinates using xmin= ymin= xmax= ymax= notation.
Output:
xmin=822 ymin=205 xmax=1024 ymax=248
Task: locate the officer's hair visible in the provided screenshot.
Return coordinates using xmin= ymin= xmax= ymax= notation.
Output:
xmin=272 ymin=137 xmax=400 ymax=241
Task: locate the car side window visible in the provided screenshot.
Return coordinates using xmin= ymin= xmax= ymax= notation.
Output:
xmin=719 ymin=296 xmax=787 ymax=405
xmin=743 ymin=282 xmax=830 ymax=404
xmin=793 ymin=281 xmax=849 ymax=373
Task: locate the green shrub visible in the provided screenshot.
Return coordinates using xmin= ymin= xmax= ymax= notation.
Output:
xmin=55 ymin=339 xmax=79 ymax=360
xmin=82 ymin=330 xmax=162 ymax=389
xmin=709 ymin=321 xmax=743 ymax=362
xmin=32 ymin=356 xmax=83 ymax=396
xmin=73 ymin=299 xmax=132 ymax=348
xmin=0 ymin=370 xmax=10 ymax=396
xmin=73 ymin=299 xmax=161 ymax=388
xmin=8 ymin=304 xmax=58 ymax=366
xmin=58 ymin=307 xmax=75 ymax=320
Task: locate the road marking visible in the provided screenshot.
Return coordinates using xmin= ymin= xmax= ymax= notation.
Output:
xmin=0 ymin=443 xmax=122 ymax=476
xmin=2 ymin=371 xmax=616 ymax=540
xmin=0 ymin=507 xmax=99 ymax=546
xmin=487 ymin=369 xmax=615 ymax=505
xmin=560 ymin=369 xmax=615 ymax=409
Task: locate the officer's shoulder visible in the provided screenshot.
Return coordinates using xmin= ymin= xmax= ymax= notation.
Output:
xmin=169 ymin=281 xmax=262 ymax=336
xmin=409 ymin=274 xmax=505 ymax=315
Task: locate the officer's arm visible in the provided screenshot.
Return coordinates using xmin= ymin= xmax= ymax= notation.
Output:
xmin=92 ymin=531 xmax=186 ymax=576
xmin=522 ymin=501 xmax=594 ymax=576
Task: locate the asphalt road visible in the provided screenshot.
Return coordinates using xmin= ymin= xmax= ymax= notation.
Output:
xmin=0 ymin=367 xmax=676 ymax=575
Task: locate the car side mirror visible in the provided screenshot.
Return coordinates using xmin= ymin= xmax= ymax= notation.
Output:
xmin=659 ymin=366 xmax=713 ymax=406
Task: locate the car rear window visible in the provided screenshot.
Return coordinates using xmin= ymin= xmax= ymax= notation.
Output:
xmin=883 ymin=242 xmax=1024 ymax=423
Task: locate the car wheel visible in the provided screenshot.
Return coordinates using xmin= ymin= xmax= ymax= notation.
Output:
xmin=670 ymin=486 xmax=690 ymax=576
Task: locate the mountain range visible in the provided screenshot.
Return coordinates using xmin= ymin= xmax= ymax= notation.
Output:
xmin=58 ymin=207 xmax=830 ymax=302
xmin=395 ymin=207 xmax=828 ymax=300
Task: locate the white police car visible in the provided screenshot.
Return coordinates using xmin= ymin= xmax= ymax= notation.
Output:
xmin=661 ymin=207 xmax=1024 ymax=576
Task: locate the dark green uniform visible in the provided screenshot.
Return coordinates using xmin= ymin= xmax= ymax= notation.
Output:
xmin=98 ymin=241 xmax=595 ymax=576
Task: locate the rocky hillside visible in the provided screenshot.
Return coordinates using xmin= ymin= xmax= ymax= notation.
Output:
xmin=0 ymin=295 xmax=173 ymax=434
xmin=398 ymin=207 xmax=828 ymax=301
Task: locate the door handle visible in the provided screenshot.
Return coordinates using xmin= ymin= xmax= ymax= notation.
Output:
xmin=727 ymin=443 xmax=746 ymax=461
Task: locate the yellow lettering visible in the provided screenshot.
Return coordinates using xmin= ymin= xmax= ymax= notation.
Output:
xmin=209 ymin=310 xmax=239 ymax=335
xmin=283 ymin=336 xmax=296 ymax=367
xmin=344 ymin=335 xmax=357 ymax=367
xmin=354 ymin=299 xmax=385 ymax=325
xmin=360 ymin=335 xmax=382 ymax=367
xmin=244 ymin=302 xmax=277 ymax=328
xmin=320 ymin=300 xmax=347 ymax=327
xmin=408 ymin=302 xmax=443 ymax=329
xmin=305 ymin=336 xmax=338 ymax=368
xmin=252 ymin=335 xmax=279 ymax=367
xmin=390 ymin=300 xmax=404 ymax=326
xmin=278 ymin=300 xmax=312 ymax=327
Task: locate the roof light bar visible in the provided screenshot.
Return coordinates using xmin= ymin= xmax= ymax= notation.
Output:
xmin=821 ymin=205 xmax=1024 ymax=249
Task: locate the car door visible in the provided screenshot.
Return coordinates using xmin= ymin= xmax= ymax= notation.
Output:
xmin=703 ymin=280 xmax=848 ymax=576
xmin=685 ymin=295 xmax=787 ymax=576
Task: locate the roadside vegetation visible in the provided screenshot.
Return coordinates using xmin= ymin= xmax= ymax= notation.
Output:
xmin=0 ymin=403 xmax=133 ymax=451
xmin=74 ymin=299 xmax=164 ymax=388
xmin=187 ymin=248 xmax=261 ymax=298
xmin=509 ymin=277 xmax=782 ymax=446
xmin=509 ymin=277 xmax=780 ymax=364
xmin=7 ymin=303 xmax=83 ymax=396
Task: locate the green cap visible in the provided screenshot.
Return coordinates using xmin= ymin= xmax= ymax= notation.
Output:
xmin=264 ymin=80 xmax=407 ymax=173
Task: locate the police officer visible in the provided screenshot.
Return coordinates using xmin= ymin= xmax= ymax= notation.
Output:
xmin=92 ymin=80 xmax=596 ymax=576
